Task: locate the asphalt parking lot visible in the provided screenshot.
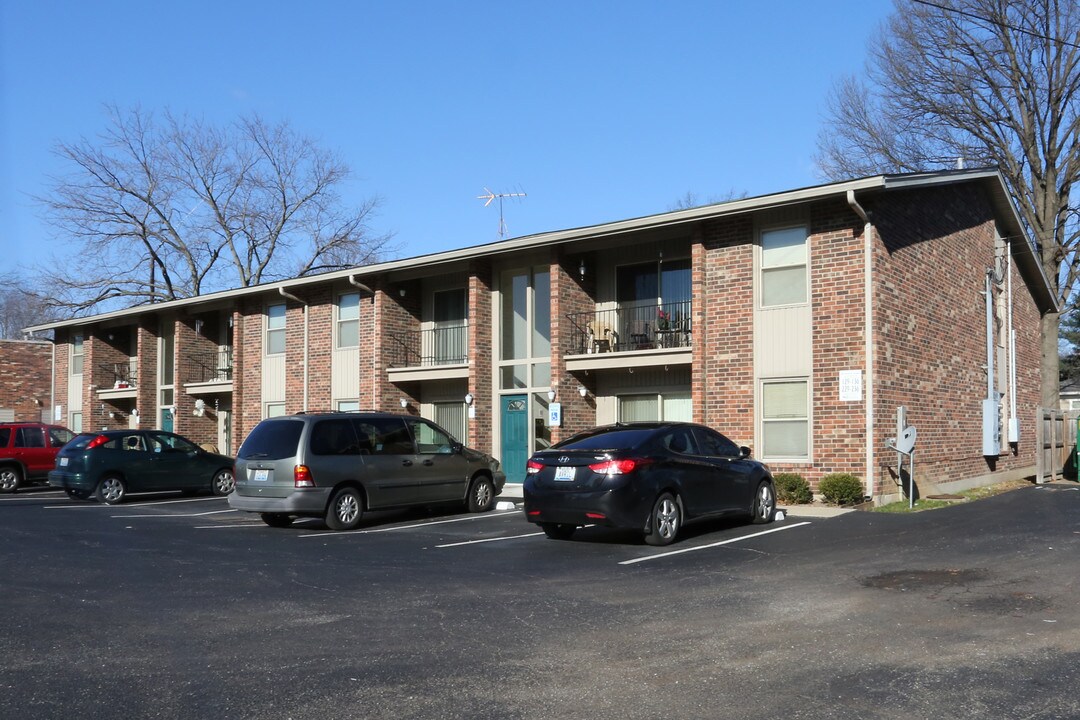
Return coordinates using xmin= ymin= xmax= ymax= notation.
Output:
xmin=2 ymin=482 xmax=1079 ymax=719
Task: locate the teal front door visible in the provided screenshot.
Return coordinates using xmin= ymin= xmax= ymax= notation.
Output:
xmin=161 ymin=408 xmax=174 ymax=432
xmin=501 ymin=395 xmax=529 ymax=484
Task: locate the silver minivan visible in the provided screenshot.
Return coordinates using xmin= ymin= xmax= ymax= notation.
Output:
xmin=229 ymin=412 xmax=506 ymax=530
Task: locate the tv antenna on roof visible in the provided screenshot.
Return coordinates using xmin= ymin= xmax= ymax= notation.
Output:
xmin=477 ymin=187 xmax=527 ymax=240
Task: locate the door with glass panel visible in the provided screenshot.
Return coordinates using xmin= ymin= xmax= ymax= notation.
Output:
xmin=501 ymin=395 xmax=529 ymax=484
xmin=616 ymin=259 xmax=691 ymax=349
xmin=432 ymin=288 xmax=467 ymax=365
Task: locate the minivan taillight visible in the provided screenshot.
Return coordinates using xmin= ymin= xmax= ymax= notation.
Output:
xmin=86 ymin=435 xmax=110 ymax=450
xmin=294 ymin=465 xmax=314 ymax=488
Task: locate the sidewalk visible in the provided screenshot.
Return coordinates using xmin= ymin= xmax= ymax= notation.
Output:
xmin=495 ymin=483 xmax=852 ymax=517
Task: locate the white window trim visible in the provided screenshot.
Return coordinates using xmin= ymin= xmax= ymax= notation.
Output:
xmin=336 ymin=292 xmax=361 ymax=350
xmin=759 ymin=377 xmax=812 ymax=463
xmin=757 ymin=224 xmax=810 ymax=310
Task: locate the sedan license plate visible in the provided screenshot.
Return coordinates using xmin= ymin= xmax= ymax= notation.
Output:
xmin=253 ymin=468 xmax=270 ymax=482
xmin=554 ymin=466 xmax=576 ymax=482
xmin=59 ymin=457 xmax=69 ymax=467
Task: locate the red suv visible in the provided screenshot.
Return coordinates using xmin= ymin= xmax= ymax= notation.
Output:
xmin=0 ymin=423 xmax=75 ymax=493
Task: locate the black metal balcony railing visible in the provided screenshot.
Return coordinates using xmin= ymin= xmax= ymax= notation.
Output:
xmin=183 ymin=348 xmax=234 ymax=384
xmin=567 ymin=300 xmax=692 ymax=354
xmin=98 ymin=361 xmax=138 ymax=388
xmin=387 ymin=325 xmax=468 ymax=368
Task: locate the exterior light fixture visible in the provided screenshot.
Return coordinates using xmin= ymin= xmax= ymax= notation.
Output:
xmin=464 ymin=393 xmax=474 ymax=406
xmin=547 ymin=389 xmax=556 ymax=402
xmin=578 ymin=385 xmax=588 ymax=398
xmin=399 ymin=288 xmax=406 ymax=298
xmin=399 ymin=398 xmax=409 ymax=408
xmin=579 ymin=259 xmax=586 ymax=280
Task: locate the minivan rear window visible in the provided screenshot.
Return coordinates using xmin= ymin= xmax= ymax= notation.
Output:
xmin=238 ymin=420 xmax=305 ymax=460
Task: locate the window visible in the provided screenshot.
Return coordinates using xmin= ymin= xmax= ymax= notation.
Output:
xmin=762 ymin=380 xmax=809 ymax=459
xmin=337 ymin=400 xmax=360 ymax=413
xmin=71 ymin=335 xmax=84 ymax=375
xmin=434 ymin=402 xmax=466 ymax=444
xmin=49 ymin=428 xmax=74 ymax=447
xmin=15 ymin=426 xmax=45 ymax=448
xmin=265 ymin=402 xmax=286 ymax=418
xmin=432 ymin=288 xmax=467 ymax=364
xmin=337 ymin=293 xmax=360 ymax=349
xmin=408 ymin=418 xmax=455 ymax=454
xmin=70 ymin=412 xmax=83 ymax=434
xmin=761 ymin=226 xmax=808 ymax=307
xmin=310 ymin=419 xmax=361 ymax=456
xmin=618 ymin=392 xmax=692 ymax=422
xmin=660 ymin=427 xmax=699 ymax=455
xmin=694 ymin=427 xmax=741 ymax=457
xmin=354 ymin=418 xmax=414 ymax=455
xmin=266 ymin=304 xmax=286 ymax=355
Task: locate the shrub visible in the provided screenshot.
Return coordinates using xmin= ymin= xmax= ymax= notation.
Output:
xmin=819 ymin=473 xmax=865 ymax=506
xmin=773 ymin=473 xmax=812 ymax=504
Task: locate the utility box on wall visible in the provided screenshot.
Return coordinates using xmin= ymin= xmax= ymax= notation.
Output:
xmin=982 ymin=397 xmax=1001 ymax=456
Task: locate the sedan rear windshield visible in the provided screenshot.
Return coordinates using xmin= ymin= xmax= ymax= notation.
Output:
xmin=238 ymin=420 xmax=305 ymax=460
xmin=555 ymin=428 xmax=654 ymax=452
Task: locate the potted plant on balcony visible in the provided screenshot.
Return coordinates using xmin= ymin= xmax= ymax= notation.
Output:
xmin=656 ymin=308 xmax=671 ymax=331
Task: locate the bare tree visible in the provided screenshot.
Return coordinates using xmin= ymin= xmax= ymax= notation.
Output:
xmin=0 ymin=274 xmax=57 ymax=339
xmin=667 ymin=189 xmax=747 ymax=212
xmin=37 ymin=106 xmax=394 ymax=315
xmin=815 ymin=0 xmax=1080 ymax=406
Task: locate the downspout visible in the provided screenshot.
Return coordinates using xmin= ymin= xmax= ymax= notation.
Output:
xmin=1006 ymin=241 xmax=1019 ymax=443
xmin=847 ymin=190 xmax=875 ymax=501
xmin=278 ymin=287 xmax=309 ymax=412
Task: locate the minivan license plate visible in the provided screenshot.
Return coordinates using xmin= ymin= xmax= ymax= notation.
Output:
xmin=253 ymin=469 xmax=269 ymax=482
xmin=554 ymin=466 xmax=575 ymax=482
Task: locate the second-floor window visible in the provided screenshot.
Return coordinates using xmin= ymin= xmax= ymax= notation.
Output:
xmin=760 ymin=226 xmax=808 ymax=307
xmin=266 ymin=304 xmax=286 ymax=355
xmin=71 ymin=335 xmax=84 ymax=375
xmin=337 ymin=293 xmax=360 ymax=349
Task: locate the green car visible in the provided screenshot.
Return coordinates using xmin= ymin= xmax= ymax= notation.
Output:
xmin=49 ymin=430 xmax=235 ymax=504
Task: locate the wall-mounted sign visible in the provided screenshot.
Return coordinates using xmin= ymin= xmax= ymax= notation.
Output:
xmin=839 ymin=370 xmax=863 ymax=402
xmin=548 ymin=402 xmax=562 ymax=427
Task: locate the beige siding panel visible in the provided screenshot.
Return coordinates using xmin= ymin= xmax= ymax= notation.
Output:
xmin=332 ymin=347 xmax=360 ymax=401
xmin=68 ymin=375 xmax=82 ymax=412
xmin=262 ymin=354 xmax=286 ymax=403
xmin=755 ymin=305 xmax=812 ymax=378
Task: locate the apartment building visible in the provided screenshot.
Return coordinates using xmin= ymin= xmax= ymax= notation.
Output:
xmin=25 ymin=169 xmax=1056 ymax=501
xmin=0 ymin=339 xmax=53 ymax=422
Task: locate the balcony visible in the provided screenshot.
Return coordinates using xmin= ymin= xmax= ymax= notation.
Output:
xmin=96 ymin=361 xmax=138 ymax=400
xmin=182 ymin=348 xmax=234 ymax=395
xmin=565 ymin=300 xmax=692 ymax=371
xmin=386 ymin=324 xmax=469 ymax=382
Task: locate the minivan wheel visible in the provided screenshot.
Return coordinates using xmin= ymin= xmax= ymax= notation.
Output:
xmin=326 ymin=487 xmax=363 ymax=531
xmin=0 ymin=466 xmax=22 ymax=493
xmin=260 ymin=513 xmax=293 ymax=528
xmin=644 ymin=492 xmax=681 ymax=546
xmin=752 ymin=481 xmax=776 ymax=524
xmin=96 ymin=476 xmax=127 ymax=505
xmin=467 ymin=476 xmax=495 ymax=512
xmin=211 ymin=468 xmax=235 ymax=496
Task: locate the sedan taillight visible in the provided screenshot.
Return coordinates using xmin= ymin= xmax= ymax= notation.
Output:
xmin=525 ymin=459 xmax=544 ymax=475
xmin=588 ymin=458 xmax=651 ymax=475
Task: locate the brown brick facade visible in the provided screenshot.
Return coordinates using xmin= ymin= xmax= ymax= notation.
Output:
xmin=0 ymin=340 xmax=52 ymax=422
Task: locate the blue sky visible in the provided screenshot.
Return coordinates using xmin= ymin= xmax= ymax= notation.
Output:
xmin=0 ymin=0 xmax=894 ymax=278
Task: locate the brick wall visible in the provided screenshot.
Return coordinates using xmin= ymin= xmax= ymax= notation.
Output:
xmin=698 ymin=215 xmax=755 ymax=446
xmin=54 ymin=331 xmax=70 ymax=425
xmin=235 ymin=299 xmax=264 ymax=449
xmin=373 ymin=281 xmax=421 ymax=412
xmin=467 ymin=261 xmax=494 ymax=451
xmin=873 ymin=184 xmax=1040 ymax=491
xmin=0 ymin=340 xmax=51 ymax=422
xmin=550 ymin=251 xmax=594 ymax=443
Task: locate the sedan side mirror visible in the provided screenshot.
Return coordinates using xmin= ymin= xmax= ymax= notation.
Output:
xmin=739 ymin=446 xmax=752 ymax=459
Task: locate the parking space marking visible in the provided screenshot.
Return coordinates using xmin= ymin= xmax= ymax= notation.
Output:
xmin=299 ymin=510 xmax=519 ymax=538
xmin=45 ymin=496 xmax=226 ymax=509
xmin=436 ymin=531 xmax=546 ymax=547
xmin=112 ymin=509 xmax=238 ymax=519
xmin=192 ymin=523 xmax=265 ymax=529
xmin=619 ymin=521 xmax=812 ymax=565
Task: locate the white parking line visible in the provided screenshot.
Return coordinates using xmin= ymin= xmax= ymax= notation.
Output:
xmin=619 ymin=521 xmax=812 ymax=565
xmin=192 ymin=524 xmax=266 ymax=529
xmin=112 ymin=509 xmax=237 ymax=518
xmin=437 ymin=531 xmax=545 ymax=547
xmin=299 ymin=510 xmax=518 ymax=538
xmin=45 ymin=496 xmax=225 ymax=509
